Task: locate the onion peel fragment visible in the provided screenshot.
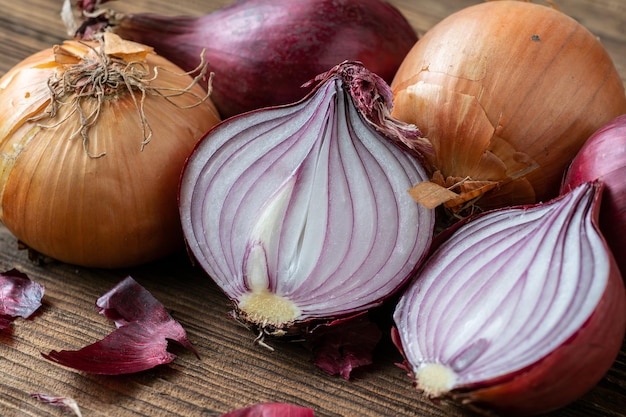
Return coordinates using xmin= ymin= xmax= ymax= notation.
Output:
xmin=307 ymin=314 xmax=382 ymax=380
xmin=219 ymin=402 xmax=315 ymax=417
xmin=0 ymin=268 xmax=44 ymax=330
xmin=42 ymin=276 xmax=196 ymax=375
xmin=31 ymin=393 xmax=83 ymax=417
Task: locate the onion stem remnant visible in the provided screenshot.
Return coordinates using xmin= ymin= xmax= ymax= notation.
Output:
xmin=30 ymin=32 xmax=212 ymax=158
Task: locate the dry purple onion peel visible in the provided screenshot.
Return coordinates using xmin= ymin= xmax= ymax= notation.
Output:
xmin=0 ymin=268 xmax=44 ymax=330
xmin=219 ymin=402 xmax=315 ymax=417
xmin=42 ymin=276 xmax=196 ymax=375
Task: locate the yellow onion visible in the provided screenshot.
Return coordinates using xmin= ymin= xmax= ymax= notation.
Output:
xmin=391 ymin=0 xmax=626 ymax=214
xmin=0 ymin=33 xmax=220 ymax=268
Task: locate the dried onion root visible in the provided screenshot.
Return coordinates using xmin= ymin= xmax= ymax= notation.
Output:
xmin=31 ymin=32 xmax=212 ymax=157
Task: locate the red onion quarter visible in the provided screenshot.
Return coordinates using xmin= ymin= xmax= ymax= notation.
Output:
xmin=179 ymin=62 xmax=434 ymax=342
xmin=392 ymin=182 xmax=626 ymax=416
xmin=562 ymin=114 xmax=626 ymax=276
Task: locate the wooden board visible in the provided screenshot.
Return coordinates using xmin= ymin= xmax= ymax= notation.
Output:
xmin=0 ymin=1 xmax=625 ymax=416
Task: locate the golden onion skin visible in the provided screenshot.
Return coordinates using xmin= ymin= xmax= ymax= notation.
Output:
xmin=391 ymin=1 xmax=626 ymax=211
xmin=0 ymin=39 xmax=220 ymax=268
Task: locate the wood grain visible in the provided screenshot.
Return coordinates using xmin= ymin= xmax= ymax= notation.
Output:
xmin=0 ymin=1 xmax=625 ymax=416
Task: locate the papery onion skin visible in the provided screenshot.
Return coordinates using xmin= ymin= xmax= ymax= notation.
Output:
xmin=392 ymin=182 xmax=626 ymax=416
xmin=42 ymin=276 xmax=196 ymax=374
xmin=0 ymin=37 xmax=220 ymax=268
xmin=76 ymin=0 xmax=418 ymax=118
xmin=219 ymin=403 xmax=315 ymax=417
xmin=31 ymin=393 xmax=82 ymax=416
xmin=0 ymin=268 xmax=44 ymax=330
xmin=179 ymin=62 xmax=434 ymax=336
xmin=562 ymin=114 xmax=626 ymax=276
xmin=391 ymin=1 xmax=626 ymax=213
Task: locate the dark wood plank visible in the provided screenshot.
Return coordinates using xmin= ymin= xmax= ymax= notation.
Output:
xmin=0 ymin=1 xmax=624 ymax=416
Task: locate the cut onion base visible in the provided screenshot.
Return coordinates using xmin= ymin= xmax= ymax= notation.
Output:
xmin=392 ymin=182 xmax=626 ymax=416
xmin=238 ymin=290 xmax=301 ymax=330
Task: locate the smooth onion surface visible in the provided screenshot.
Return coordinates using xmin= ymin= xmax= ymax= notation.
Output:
xmin=393 ymin=182 xmax=626 ymax=416
xmin=0 ymin=36 xmax=220 ymax=268
xmin=391 ymin=1 xmax=626 ymax=213
xmin=562 ymin=114 xmax=626 ymax=275
xmin=80 ymin=0 xmax=418 ymax=118
xmin=179 ymin=64 xmax=434 ymax=330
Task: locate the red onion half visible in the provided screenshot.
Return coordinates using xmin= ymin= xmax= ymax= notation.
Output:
xmin=73 ymin=0 xmax=418 ymax=118
xmin=562 ymin=114 xmax=626 ymax=275
xmin=392 ymin=182 xmax=626 ymax=416
xmin=179 ymin=62 xmax=434 ymax=342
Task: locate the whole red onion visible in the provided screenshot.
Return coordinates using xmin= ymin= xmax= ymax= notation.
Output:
xmin=76 ymin=0 xmax=418 ymax=118
xmin=562 ymin=114 xmax=626 ymax=275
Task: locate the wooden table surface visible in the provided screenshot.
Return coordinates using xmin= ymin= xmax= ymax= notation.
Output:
xmin=1 ymin=1 xmax=625 ymax=416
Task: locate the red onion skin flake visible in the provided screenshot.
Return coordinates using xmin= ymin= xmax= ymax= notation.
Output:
xmin=0 ymin=268 xmax=44 ymax=330
xmin=42 ymin=276 xmax=196 ymax=375
xmin=220 ymin=403 xmax=315 ymax=417
xmin=307 ymin=314 xmax=382 ymax=380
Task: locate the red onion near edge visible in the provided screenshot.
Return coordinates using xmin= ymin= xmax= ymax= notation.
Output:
xmin=562 ymin=114 xmax=626 ymax=276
